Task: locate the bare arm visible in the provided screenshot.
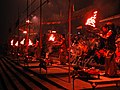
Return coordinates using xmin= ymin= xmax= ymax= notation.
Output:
xmin=99 ymin=30 xmax=112 ymax=39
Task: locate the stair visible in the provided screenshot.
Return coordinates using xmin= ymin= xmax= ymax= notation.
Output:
xmin=0 ymin=56 xmax=67 ymax=90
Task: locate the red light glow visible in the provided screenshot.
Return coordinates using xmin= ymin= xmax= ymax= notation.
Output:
xmin=35 ymin=40 xmax=39 ymax=47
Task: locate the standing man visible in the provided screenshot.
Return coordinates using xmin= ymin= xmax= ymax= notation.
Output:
xmin=99 ymin=22 xmax=117 ymax=77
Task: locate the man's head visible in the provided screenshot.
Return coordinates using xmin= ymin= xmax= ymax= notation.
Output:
xmin=102 ymin=24 xmax=108 ymax=33
xmin=106 ymin=22 xmax=115 ymax=31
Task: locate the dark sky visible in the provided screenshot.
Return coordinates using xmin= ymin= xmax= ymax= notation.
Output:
xmin=0 ymin=0 xmax=26 ymax=44
xmin=0 ymin=0 xmax=120 ymax=44
xmin=94 ymin=0 xmax=120 ymax=18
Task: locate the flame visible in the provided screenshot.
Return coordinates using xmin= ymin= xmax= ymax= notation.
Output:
xmin=85 ymin=11 xmax=97 ymax=27
xmin=28 ymin=39 xmax=33 ymax=46
xmin=20 ymin=38 xmax=25 ymax=45
xmin=11 ymin=39 xmax=14 ymax=46
xmin=26 ymin=19 xmax=30 ymax=24
xmin=49 ymin=34 xmax=55 ymax=41
xmin=23 ymin=31 xmax=27 ymax=34
xmin=15 ymin=41 xmax=18 ymax=46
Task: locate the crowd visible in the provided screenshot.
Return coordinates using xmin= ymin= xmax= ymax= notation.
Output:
xmin=7 ymin=22 xmax=120 ymax=77
xmin=70 ymin=22 xmax=120 ymax=77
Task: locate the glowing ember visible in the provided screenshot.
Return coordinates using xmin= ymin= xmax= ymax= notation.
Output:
xmin=15 ymin=41 xmax=18 ymax=46
xmin=26 ymin=19 xmax=30 ymax=23
xmin=28 ymin=39 xmax=33 ymax=46
xmin=11 ymin=39 xmax=14 ymax=46
xmin=20 ymin=38 xmax=25 ymax=45
xmin=85 ymin=11 xmax=98 ymax=27
xmin=49 ymin=34 xmax=55 ymax=41
xmin=23 ymin=31 xmax=27 ymax=34
xmin=35 ymin=40 xmax=39 ymax=47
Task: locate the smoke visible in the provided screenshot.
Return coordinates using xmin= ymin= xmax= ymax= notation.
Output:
xmin=42 ymin=0 xmax=68 ymax=19
xmin=94 ymin=0 xmax=120 ymax=19
xmin=74 ymin=0 xmax=94 ymax=11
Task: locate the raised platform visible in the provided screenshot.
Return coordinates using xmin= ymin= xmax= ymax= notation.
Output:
xmin=72 ymin=68 xmax=120 ymax=90
xmin=88 ymin=77 xmax=120 ymax=89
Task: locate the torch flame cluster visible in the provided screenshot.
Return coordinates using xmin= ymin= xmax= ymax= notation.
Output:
xmin=15 ymin=41 xmax=18 ymax=46
xmin=11 ymin=38 xmax=33 ymax=46
xmin=85 ymin=11 xmax=98 ymax=27
xmin=49 ymin=34 xmax=55 ymax=41
xmin=28 ymin=39 xmax=33 ymax=46
xmin=11 ymin=40 xmax=14 ymax=46
xmin=20 ymin=38 xmax=25 ymax=45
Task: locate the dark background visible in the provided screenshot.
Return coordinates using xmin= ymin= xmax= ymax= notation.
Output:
xmin=0 ymin=0 xmax=120 ymax=44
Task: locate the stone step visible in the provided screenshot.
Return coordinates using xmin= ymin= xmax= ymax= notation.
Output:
xmin=1 ymin=57 xmax=46 ymax=90
xmin=2 ymin=56 xmax=67 ymax=90
xmin=0 ymin=60 xmax=16 ymax=90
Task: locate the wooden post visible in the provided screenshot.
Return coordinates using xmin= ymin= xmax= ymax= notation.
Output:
xmin=39 ymin=0 xmax=42 ymax=58
xmin=68 ymin=0 xmax=72 ymax=83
